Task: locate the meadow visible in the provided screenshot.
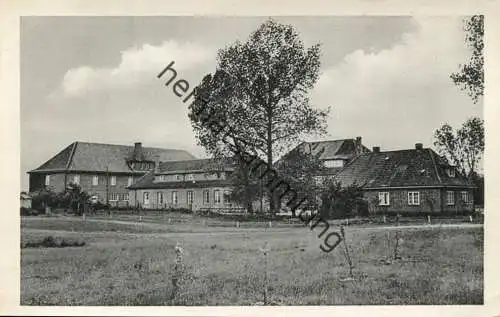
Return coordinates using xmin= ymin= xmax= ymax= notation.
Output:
xmin=20 ymin=213 xmax=483 ymax=305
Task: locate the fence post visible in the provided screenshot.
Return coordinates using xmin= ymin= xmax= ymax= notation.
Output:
xmin=260 ymin=242 xmax=271 ymax=305
xmin=427 ymin=215 xmax=431 ymax=225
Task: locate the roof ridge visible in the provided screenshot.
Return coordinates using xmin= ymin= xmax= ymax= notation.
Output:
xmin=65 ymin=141 xmax=78 ymax=170
xmin=428 ymin=148 xmax=442 ymax=184
xmin=72 ymin=141 xmax=191 ymax=152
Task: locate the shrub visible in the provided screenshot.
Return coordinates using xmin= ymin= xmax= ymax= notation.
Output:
xmin=20 ymin=207 xmax=40 ymax=216
xmin=21 ymin=235 xmax=86 ymax=248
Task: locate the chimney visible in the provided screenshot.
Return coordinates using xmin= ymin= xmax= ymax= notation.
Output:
xmin=415 ymin=143 xmax=423 ymax=150
xmin=133 ymin=142 xmax=143 ymax=160
xmin=372 ymin=146 xmax=380 ymax=153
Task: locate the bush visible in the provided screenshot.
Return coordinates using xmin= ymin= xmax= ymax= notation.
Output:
xmin=20 ymin=207 xmax=40 ymax=216
xmin=21 ymin=235 xmax=86 ymax=249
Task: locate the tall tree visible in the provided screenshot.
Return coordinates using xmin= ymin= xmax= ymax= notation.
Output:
xmin=451 ymin=15 xmax=484 ymax=104
xmin=433 ymin=117 xmax=484 ymax=178
xmin=189 ymin=19 xmax=330 ymax=213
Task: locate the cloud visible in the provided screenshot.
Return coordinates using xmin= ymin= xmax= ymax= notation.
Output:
xmin=51 ymin=40 xmax=216 ymax=99
xmin=311 ymin=16 xmax=481 ymax=149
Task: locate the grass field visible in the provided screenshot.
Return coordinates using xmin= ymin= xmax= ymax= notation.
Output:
xmin=20 ymin=213 xmax=483 ymax=305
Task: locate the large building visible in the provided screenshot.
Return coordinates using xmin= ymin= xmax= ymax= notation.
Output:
xmin=27 ymin=141 xmax=196 ymax=207
xmin=27 ymin=139 xmax=476 ymax=214
xmin=332 ymin=143 xmax=475 ymax=214
xmin=127 ymin=158 xmax=237 ymax=211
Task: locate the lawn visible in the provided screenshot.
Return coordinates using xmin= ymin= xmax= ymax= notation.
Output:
xmin=20 ymin=214 xmax=483 ymax=305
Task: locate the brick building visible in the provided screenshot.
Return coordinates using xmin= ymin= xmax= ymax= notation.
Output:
xmin=127 ymin=158 xmax=238 ymax=211
xmin=27 ymin=141 xmax=196 ymax=207
xmin=332 ymin=143 xmax=475 ymax=214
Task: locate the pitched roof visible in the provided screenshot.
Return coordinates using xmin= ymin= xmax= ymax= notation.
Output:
xmin=333 ymin=147 xmax=474 ymax=189
xmin=157 ymin=157 xmax=235 ymax=174
xmin=128 ymin=170 xmax=234 ymax=190
xmin=29 ymin=141 xmax=196 ymax=174
xmin=299 ymin=139 xmax=371 ymax=161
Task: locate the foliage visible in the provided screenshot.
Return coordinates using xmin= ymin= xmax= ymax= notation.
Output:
xmin=451 ymin=15 xmax=484 ymax=104
xmin=31 ymin=188 xmax=59 ymax=211
xmin=274 ymin=144 xmax=324 ymax=216
xmin=433 ymin=117 xmax=484 ymax=178
xmin=189 ymin=18 xmax=330 ymax=212
xmin=59 ymin=183 xmax=91 ymax=215
xmin=319 ymin=180 xmax=367 ymax=219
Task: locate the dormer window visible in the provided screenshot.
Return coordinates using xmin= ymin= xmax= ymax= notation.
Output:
xmin=324 ymin=159 xmax=344 ymax=168
xmin=446 ymin=167 xmax=456 ymax=178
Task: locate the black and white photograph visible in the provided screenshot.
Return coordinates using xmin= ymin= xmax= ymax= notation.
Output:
xmin=8 ymin=8 xmax=491 ymax=310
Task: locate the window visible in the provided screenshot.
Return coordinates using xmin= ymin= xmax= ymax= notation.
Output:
xmin=378 ymin=192 xmax=390 ymax=206
xmin=123 ymin=193 xmax=129 ymax=201
xmin=214 ymin=190 xmax=221 ymax=204
xmin=109 ymin=193 xmax=119 ymax=201
xmin=408 ymin=192 xmax=420 ymax=205
xmin=92 ymin=175 xmax=99 ymax=186
xmin=446 ymin=191 xmax=455 ymax=205
xmin=447 ymin=168 xmax=456 ymax=178
xmin=223 ymin=190 xmax=231 ymax=204
xmin=45 ymin=175 xmax=50 ymax=186
xmin=324 ymin=159 xmax=344 ymax=168
xmin=158 ymin=175 xmax=166 ymax=182
xmin=118 ymin=193 xmax=129 ymax=201
xmin=157 ymin=192 xmax=164 ymax=205
xmin=203 ymin=190 xmax=210 ymax=204
xmin=186 ymin=174 xmax=194 ymax=181
xmin=143 ymin=192 xmax=150 ymax=204
xmin=187 ymin=191 xmax=194 ymax=205
xmin=172 ymin=191 xmax=178 ymax=205
xmin=110 ymin=176 xmax=116 ymax=186
xmin=461 ymin=191 xmax=470 ymax=204
xmin=127 ymin=176 xmax=133 ymax=186
xmin=175 ymin=174 xmax=182 ymax=181
xmin=73 ymin=174 xmax=80 ymax=185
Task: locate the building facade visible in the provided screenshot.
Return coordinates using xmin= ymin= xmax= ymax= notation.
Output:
xmin=127 ymin=158 xmax=240 ymax=211
xmin=332 ymin=143 xmax=475 ymax=214
xmin=28 ymin=141 xmax=196 ymax=207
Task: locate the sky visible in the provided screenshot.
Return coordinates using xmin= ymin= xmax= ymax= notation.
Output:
xmin=20 ymin=16 xmax=483 ymax=191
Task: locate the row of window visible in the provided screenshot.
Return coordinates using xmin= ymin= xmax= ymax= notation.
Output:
xmin=143 ymin=189 xmax=231 ymax=205
xmin=109 ymin=193 xmax=130 ymax=201
xmin=156 ymin=172 xmax=223 ymax=182
xmin=45 ymin=175 xmax=134 ymax=187
xmin=378 ymin=191 xmax=471 ymax=206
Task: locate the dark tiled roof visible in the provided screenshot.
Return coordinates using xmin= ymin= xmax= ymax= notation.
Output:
xmin=158 ymin=157 xmax=235 ymax=174
xmin=29 ymin=141 xmax=196 ymax=174
xmin=299 ymin=139 xmax=371 ymax=160
xmin=128 ymin=171 xmax=233 ymax=189
xmin=333 ymin=148 xmax=474 ymax=189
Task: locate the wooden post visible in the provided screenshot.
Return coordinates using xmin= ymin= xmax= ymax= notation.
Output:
xmin=383 ymin=215 xmax=386 ymax=223
xmin=268 ymin=221 xmax=272 ymax=228
xmin=427 ymin=215 xmax=431 ymax=224
xmin=260 ymin=242 xmax=271 ymax=305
